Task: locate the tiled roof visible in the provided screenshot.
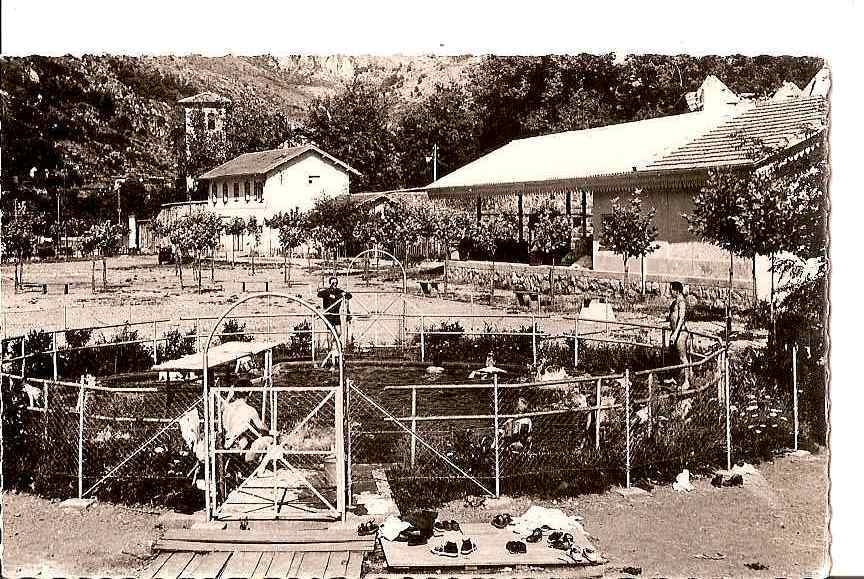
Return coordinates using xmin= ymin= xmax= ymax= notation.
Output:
xmin=645 ymin=96 xmax=827 ymax=171
xmin=199 ymin=145 xmax=359 ymax=179
xmin=426 ymin=110 xmax=729 ymax=191
xmin=177 ymin=91 xmax=231 ymax=105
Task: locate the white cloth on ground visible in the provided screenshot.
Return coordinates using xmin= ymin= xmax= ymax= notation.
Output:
xmin=672 ymin=469 xmax=695 ymax=492
xmin=511 ymin=505 xmax=584 ymax=536
xmin=379 ymin=515 xmax=412 ymax=541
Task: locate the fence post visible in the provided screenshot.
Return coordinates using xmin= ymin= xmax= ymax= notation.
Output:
xmin=724 ymin=354 xmax=732 ymax=470
xmin=152 ymin=321 xmax=158 ymax=363
xmin=595 ymin=378 xmax=601 ymax=450
xmin=64 ymin=305 xmax=68 ymax=330
xmin=573 ymin=317 xmax=579 ymax=369
xmin=310 ymin=315 xmax=316 ymax=363
xmin=52 ymin=330 xmax=59 ymax=382
xmin=20 ymin=336 xmax=26 ymax=380
xmin=792 ymin=343 xmax=799 ymax=452
xmin=624 ymin=369 xmax=631 ymax=489
xmin=647 ymin=372 xmax=654 ymax=438
xmin=410 ymin=387 xmax=417 ymax=467
xmin=77 ymin=379 xmax=89 ymax=499
xmin=419 ymin=315 xmax=426 ymax=362
xmin=493 ymin=373 xmax=500 ymax=498
xmin=531 ymin=316 xmax=537 ymax=367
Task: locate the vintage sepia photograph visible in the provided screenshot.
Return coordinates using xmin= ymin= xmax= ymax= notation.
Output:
xmin=0 ymin=4 xmax=851 ymax=578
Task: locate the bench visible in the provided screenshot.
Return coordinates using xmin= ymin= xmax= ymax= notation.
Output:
xmin=17 ymin=282 xmax=69 ymax=295
xmin=239 ymin=280 xmax=271 ymax=293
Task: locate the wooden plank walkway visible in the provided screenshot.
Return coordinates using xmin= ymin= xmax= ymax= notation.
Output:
xmin=141 ymin=527 xmax=372 ymax=579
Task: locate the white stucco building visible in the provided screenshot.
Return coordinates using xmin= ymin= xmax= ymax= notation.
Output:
xmin=157 ymin=144 xmax=358 ymax=255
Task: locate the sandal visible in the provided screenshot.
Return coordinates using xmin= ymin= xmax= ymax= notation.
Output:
xmin=357 ymin=520 xmax=379 ymax=536
xmin=460 ymin=537 xmax=477 ymax=556
xmin=491 ymin=513 xmax=513 ymax=529
xmin=506 ymin=540 xmax=527 ymax=554
xmin=549 ymin=532 xmax=573 ymax=550
xmin=525 ymin=528 xmax=543 ymax=543
xmin=431 ymin=540 xmax=459 ymax=558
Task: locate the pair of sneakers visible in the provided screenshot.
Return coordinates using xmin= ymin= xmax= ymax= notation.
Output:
xmin=431 ymin=536 xmax=477 ymax=558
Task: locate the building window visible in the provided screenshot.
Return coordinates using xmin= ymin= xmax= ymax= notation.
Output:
xmin=233 ymin=182 xmax=240 ymax=201
xmin=222 ymin=183 xmax=228 ymax=204
xmin=206 ymin=112 xmax=216 ymax=130
xmin=244 ymin=181 xmax=251 ymax=202
xmin=211 ymin=182 xmax=217 ymax=204
xmin=308 ymin=175 xmax=320 ymax=185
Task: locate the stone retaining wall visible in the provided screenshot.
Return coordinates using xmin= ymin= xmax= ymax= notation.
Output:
xmin=445 ymin=260 xmax=754 ymax=308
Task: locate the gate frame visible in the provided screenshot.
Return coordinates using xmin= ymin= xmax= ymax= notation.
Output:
xmin=345 ymin=248 xmax=409 ymax=348
xmin=202 ymin=292 xmax=346 ymax=521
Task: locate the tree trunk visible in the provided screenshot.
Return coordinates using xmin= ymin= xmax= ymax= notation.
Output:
xmin=251 ymin=249 xmax=256 ymax=276
xmin=751 ymin=254 xmax=757 ymax=306
xmin=284 ymin=250 xmax=288 ymax=283
xmin=211 ymin=249 xmax=215 ymax=282
xmin=623 ymin=258 xmax=629 ymax=311
xmin=231 ymin=242 xmax=235 ymax=268
xmin=770 ymin=252 xmax=776 ymax=345
xmin=197 ymin=255 xmax=202 ymax=293
xmin=288 ymin=248 xmax=293 ymax=285
xmin=726 ymin=251 xmax=733 ymax=343
xmin=91 ymin=258 xmax=96 ymax=293
xmin=178 ymin=255 xmax=184 ymax=289
xmin=102 ymin=256 xmax=107 ymax=289
xmin=444 ymin=252 xmax=449 ymax=294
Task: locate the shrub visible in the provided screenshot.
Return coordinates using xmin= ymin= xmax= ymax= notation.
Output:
xmin=92 ymin=324 xmax=154 ymax=376
xmin=158 ymin=327 xmax=197 ymax=362
xmin=24 ymin=329 xmax=53 ymax=378
xmin=416 ymin=320 xmax=467 ymax=364
xmin=273 ymin=320 xmax=312 ymax=360
xmin=59 ymin=328 xmax=96 ymax=380
xmin=219 ymin=319 xmax=252 ymax=344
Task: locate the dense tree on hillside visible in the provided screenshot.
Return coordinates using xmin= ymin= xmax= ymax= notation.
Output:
xmin=396 ymin=83 xmax=480 ymax=187
xmin=304 ymin=77 xmax=401 ymax=192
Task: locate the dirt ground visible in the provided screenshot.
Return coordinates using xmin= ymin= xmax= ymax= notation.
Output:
xmin=2 ymin=451 xmax=828 ymax=578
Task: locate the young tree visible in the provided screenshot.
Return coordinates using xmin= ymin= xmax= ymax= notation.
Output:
xmin=223 ymin=216 xmax=246 ymax=267
xmin=180 ymin=211 xmax=223 ymax=291
xmin=600 ymin=192 xmax=659 ymax=303
xmin=245 ymin=216 xmax=262 ymax=276
xmin=80 ymin=221 xmax=125 ymax=292
xmin=528 ymin=200 xmax=571 ymax=264
xmin=430 ymin=205 xmax=473 ymax=292
xmin=1 ymin=202 xmax=43 ymax=289
xmin=265 ymin=209 xmax=307 ymax=284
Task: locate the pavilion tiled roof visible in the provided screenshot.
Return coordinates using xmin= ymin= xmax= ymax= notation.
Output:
xmin=645 ymin=96 xmax=827 ymax=171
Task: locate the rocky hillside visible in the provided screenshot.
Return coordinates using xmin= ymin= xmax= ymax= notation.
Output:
xmin=0 ymin=54 xmax=474 ymax=187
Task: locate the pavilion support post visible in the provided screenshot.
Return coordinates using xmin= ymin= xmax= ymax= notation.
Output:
xmin=410 ymin=387 xmax=417 ymax=467
xmin=493 ymin=373 xmax=501 ymax=498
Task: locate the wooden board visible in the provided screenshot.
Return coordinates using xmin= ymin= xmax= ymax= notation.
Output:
xmin=153 ymin=552 xmax=196 ymax=579
xmin=251 ymin=552 xmax=274 ymax=579
xmin=219 ymin=552 xmax=262 ymax=579
xmin=322 ymin=551 xmax=350 ymax=579
xmin=344 ymin=551 xmax=364 ymax=579
xmin=296 ymin=551 xmax=331 ymax=579
xmin=140 ymin=553 xmax=172 ymax=579
xmin=381 ymin=523 xmax=597 ymax=570
xmin=155 ymin=540 xmax=372 ymax=553
xmin=287 ymin=552 xmax=305 ymax=577
xmin=180 ymin=552 xmax=231 ymax=579
xmin=164 ymin=529 xmax=372 ymax=545
xmin=264 ymin=552 xmax=297 ymax=579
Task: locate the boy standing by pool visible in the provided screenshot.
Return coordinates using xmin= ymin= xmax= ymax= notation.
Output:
xmin=668 ymin=281 xmax=691 ymax=391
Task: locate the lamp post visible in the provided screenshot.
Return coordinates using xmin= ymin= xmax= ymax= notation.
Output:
xmin=474 ymin=355 xmax=507 ymax=497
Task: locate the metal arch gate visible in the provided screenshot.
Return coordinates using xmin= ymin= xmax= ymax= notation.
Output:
xmin=202 ymin=293 xmax=347 ymax=521
xmin=344 ymin=249 xmax=408 ymax=350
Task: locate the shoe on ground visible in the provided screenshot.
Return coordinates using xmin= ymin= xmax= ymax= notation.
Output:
xmin=431 ymin=540 xmax=459 ymax=558
xmin=525 ymin=528 xmax=543 ymax=543
xmin=460 ymin=537 xmax=477 ymax=556
xmin=711 ymin=473 xmax=724 ymax=487
xmin=506 ymin=540 xmax=527 ymax=554
xmin=491 ymin=513 xmax=513 ymax=529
